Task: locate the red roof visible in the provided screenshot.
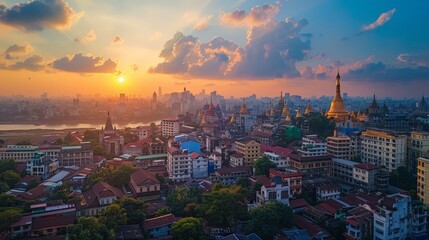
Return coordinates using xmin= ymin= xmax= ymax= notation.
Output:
xmin=231 ymin=153 xmax=243 ymax=158
xmin=260 ymin=145 xmax=293 ymax=157
xmin=250 ymin=175 xmax=271 ymax=187
xmin=294 ymin=215 xmax=330 ymax=237
xmin=269 ymin=169 xmax=302 ymax=179
xmin=18 ymin=185 xmax=46 ymax=201
xmin=289 ymin=198 xmax=309 ymax=209
xmin=216 ymin=166 xmax=252 ymax=175
xmin=317 ymin=199 xmax=345 ymax=215
xmin=345 ymin=218 xmax=359 ymax=227
xmin=355 ymin=163 xmax=378 ymax=170
xmin=130 ymin=169 xmax=160 ymax=186
xmin=190 ymin=152 xmax=201 ymax=159
xmin=83 ymin=181 xmax=123 ymax=208
xmin=144 ymin=214 xmax=176 ymax=230
xmin=32 ymin=216 xmax=74 ymax=231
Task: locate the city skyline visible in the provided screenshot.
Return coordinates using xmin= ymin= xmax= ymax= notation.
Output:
xmin=0 ymin=0 xmax=428 ymax=98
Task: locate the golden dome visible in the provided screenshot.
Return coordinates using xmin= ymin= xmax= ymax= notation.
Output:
xmin=304 ymin=100 xmax=311 ymax=115
xmin=296 ymin=107 xmax=302 ymax=118
xmin=229 ymin=114 xmax=236 ymax=124
xmin=326 ymin=71 xmax=348 ymax=121
xmin=282 ymin=104 xmax=289 ymax=116
xmin=240 ymin=98 xmax=248 ymax=115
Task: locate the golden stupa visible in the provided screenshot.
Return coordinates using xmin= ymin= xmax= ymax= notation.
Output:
xmin=326 ymin=71 xmax=349 ymax=121
xmin=239 ymin=98 xmax=248 ymax=115
xmin=304 ymin=100 xmax=312 ymax=115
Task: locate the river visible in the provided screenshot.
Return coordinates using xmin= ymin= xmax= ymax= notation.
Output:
xmin=0 ymin=121 xmax=162 ymax=131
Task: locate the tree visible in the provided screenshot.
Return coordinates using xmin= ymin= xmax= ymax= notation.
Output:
xmin=115 ymin=197 xmax=146 ymax=224
xmin=84 ymin=130 xmax=99 ymax=144
xmin=0 ymin=193 xmax=17 ymax=208
xmin=172 ymin=217 xmax=206 ymax=240
xmin=16 ymin=140 xmax=31 ymax=145
xmin=0 ymin=208 xmax=22 ymax=232
xmin=0 ymin=159 xmax=17 ymax=173
xmin=105 ymin=165 xmax=138 ymax=188
xmin=307 ymin=115 xmax=335 ymax=138
xmin=196 ymin=185 xmax=248 ymax=227
xmin=166 ymin=188 xmax=192 ymax=216
xmin=390 ymin=166 xmax=416 ymax=191
xmin=247 ymin=201 xmax=294 ymax=239
xmin=253 ymin=156 xmax=276 ymax=176
xmin=99 ymin=204 xmax=127 ymax=230
xmin=155 ymin=207 xmax=171 ymax=217
xmin=1 ymin=170 xmax=20 ymax=188
xmin=236 ymin=177 xmax=249 ymax=188
xmin=63 ymin=132 xmax=75 ymax=145
xmin=67 ymin=216 xmax=112 ymax=240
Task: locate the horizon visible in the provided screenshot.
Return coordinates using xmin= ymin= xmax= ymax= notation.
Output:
xmin=0 ymin=0 xmax=428 ymax=98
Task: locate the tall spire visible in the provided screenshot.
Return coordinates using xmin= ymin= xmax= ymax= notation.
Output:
xmin=326 ymin=70 xmax=349 ymax=121
xmin=305 ymin=100 xmax=312 ymax=115
xmin=240 ymin=98 xmax=248 ymax=115
xmin=104 ymin=111 xmax=114 ymax=131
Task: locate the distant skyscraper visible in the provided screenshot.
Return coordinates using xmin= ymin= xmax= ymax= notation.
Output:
xmin=119 ymin=93 xmax=126 ymax=102
xmin=158 ymin=86 xmax=162 ymax=97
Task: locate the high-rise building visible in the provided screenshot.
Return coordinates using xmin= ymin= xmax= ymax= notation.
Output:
xmin=327 ymin=130 xmax=353 ymax=160
xmin=417 ymin=157 xmax=429 ymax=205
xmin=161 ymin=118 xmax=180 ymax=137
xmin=298 ymin=135 xmax=327 ymax=157
xmin=235 ymin=139 xmax=260 ymax=167
xmin=361 ymin=129 xmax=407 ymax=172
xmin=408 ymin=131 xmax=429 ymax=172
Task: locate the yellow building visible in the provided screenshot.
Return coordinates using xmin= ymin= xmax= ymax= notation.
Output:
xmin=326 ymin=71 xmax=349 ymax=121
xmin=408 ymin=131 xmax=429 ymax=172
xmin=235 ymin=139 xmax=260 ymax=167
xmin=417 ymin=157 xmax=429 ymax=205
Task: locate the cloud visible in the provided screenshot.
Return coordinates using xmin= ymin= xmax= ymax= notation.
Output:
xmin=345 ymin=60 xmax=429 ymax=82
xmin=194 ymin=15 xmax=212 ymax=31
xmin=397 ymin=53 xmax=429 ymax=67
xmin=362 ymin=8 xmax=396 ymax=32
xmin=150 ymin=17 xmax=311 ymax=80
xmin=51 ymin=53 xmax=118 ymax=73
xmin=4 ymin=44 xmax=33 ymax=59
xmin=0 ymin=55 xmax=45 ymax=71
xmin=0 ymin=0 xmax=83 ymax=31
xmin=219 ymin=2 xmax=280 ymax=27
xmin=74 ymin=29 xmax=96 ymax=44
xmin=111 ymin=36 xmax=123 ymax=46
xmin=129 ymin=64 xmax=139 ymax=72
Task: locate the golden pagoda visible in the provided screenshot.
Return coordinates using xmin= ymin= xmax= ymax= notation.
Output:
xmin=200 ymin=115 xmax=207 ymax=126
xmin=240 ymin=98 xmax=248 ymax=115
xmin=269 ymin=106 xmax=275 ymax=116
xmin=326 ymin=71 xmax=349 ymax=121
xmin=304 ymin=100 xmax=312 ymax=115
xmin=282 ymin=104 xmax=289 ymax=116
xmin=229 ymin=114 xmax=236 ymax=124
xmin=296 ymin=107 xmax=302 ymax=118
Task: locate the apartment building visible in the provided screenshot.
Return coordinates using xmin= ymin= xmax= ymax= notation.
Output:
xmin=235 ymin=139 xmax=260 ymax=167
xmin=361 ymin=129 xmax=407 ymax=172
xmin=161 ymin=118 xmax=180 ymax=137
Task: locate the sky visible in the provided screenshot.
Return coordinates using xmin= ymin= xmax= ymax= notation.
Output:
xmin=0 ymin=0 xmax=428 ymax=98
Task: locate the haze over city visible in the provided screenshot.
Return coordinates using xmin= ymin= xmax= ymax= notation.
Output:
xmin=2 ymin=1 xmax=429 ymax=240
xmin=1 ymin=0 xmax=428 ymax=98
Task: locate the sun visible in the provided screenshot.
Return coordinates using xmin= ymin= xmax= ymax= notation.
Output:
xmin=118 ymin=76 xmax=125 ymax=83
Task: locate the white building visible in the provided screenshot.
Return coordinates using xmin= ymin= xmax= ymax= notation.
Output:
xmin=161 ymin=118 xmax=180 ymax=137
xmin=263 ymin=151 xmax=288 ymax=168
xmin=373 ymin=193 xmax=411 ymax=240
xmin=253 ymin=176 xmax=290 ymax=207
xmin=26 ymin=152 xmax=59 ymax=180
xmin=167 ymin=147 xmax=191 ymax=182
xmin=361 ymin=129 xmax=407 ymax=172
xmin=315 ymin=183 xmax=341 ymax=201
xmin=136 ymin=126 xmax=149 ymax=140
xmin=190 ymin=153 xmax=208 ymax=179
xmin=0 ymin=145 xmax=60 ymax=163
xmin=297 ymin=135 xmax=327 ymax=157
xmin=209 ymin=152 xmax=222 ymax=170
xmin=230 ymin=153 xmax=244 ymax=167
